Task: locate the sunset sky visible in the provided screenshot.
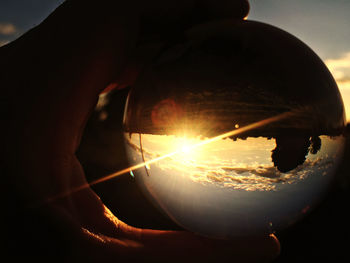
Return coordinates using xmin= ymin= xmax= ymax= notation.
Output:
xmin=127 ymin=133 xmax=341 ymax=191
xmin=1 ymin=0 xmax=349 ymax=121
xmin=248 ymin=0 xmax=350 ymax=122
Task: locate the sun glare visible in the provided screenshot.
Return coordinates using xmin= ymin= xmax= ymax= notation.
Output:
xmin=175 ymin=137 xmax=199 ymax=157
xmin=43 ymin=112 xmax=291 ymax=204
xmin=181 ymin=144 xmax=192 ymax=154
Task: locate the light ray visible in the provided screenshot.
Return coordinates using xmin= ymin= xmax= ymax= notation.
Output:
xmin=45 ymin=111 xmax=293 ymax=203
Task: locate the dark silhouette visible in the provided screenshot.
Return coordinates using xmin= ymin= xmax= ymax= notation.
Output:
xmin=310 ymin=136 xmax=322 ymax=154
xmin=271 ymin=135 xmax=321 ymax=173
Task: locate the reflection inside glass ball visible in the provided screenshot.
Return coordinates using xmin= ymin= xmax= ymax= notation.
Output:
xmin=122 ymin=20 xmax=346 ymax=238
xmin=124 ymin=133 xmax=344 ymax=237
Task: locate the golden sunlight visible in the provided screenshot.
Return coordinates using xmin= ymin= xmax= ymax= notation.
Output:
xmin=178 ymin=137 xmax=198 ymax=155
xmin=44 ymin=112 xmax=290 ymax=203
xmin=181 ymin=144 xmax=191 ymax=154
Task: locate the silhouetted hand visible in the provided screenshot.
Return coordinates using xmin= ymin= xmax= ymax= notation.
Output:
xmin=2 ymin=0 xmax=280 ymax=262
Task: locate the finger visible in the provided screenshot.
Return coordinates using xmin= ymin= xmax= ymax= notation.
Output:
xmin=79 ymin=205 xmax=280 ymax=262
xmin=198 ymin=0 xmax=250 ymax=20
xmin=135 ymin=229 xmax=280 ymax=263
xmin=120 ymin=0 xmax=250 ymax=92
xmin=7 ymin=0 xmax=250 ymax=153
xmin=86 ymin=222 xmax=280 ymax=263
xmin=138 ymin=0 xmax=249 ymax=41
xmin=139 ymin=0 xmax=249 ymax=20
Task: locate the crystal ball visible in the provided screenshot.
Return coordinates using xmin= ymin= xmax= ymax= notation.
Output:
xmin=123 ymin=20 xmax=346 ymax=238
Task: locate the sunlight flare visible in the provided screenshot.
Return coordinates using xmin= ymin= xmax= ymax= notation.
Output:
xmin=44 ymin=111 xmax=293 ymax=203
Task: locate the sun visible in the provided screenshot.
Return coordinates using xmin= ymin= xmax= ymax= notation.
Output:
xmin=181 ymin=144 xmax=191 ymax=154
xmin=176 ymin=137 xmax=197 ymax=156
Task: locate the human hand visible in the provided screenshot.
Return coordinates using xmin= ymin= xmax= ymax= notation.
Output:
xmin=2 ymin=0 xmax=280 ymax=262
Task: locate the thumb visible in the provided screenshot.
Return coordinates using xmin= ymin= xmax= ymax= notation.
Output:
xmin=6 ymin=1 xmax=139 ymax=154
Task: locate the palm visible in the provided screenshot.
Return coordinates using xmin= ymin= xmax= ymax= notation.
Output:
xmin=3 ymin=0 xmax=279 ymax=262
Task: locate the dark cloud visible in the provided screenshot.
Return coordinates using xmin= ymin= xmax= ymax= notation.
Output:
xmin=0 ymin=0 xmax=63 ymax=43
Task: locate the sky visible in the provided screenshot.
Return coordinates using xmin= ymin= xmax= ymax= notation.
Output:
xmin=248 ymin=0 xmax=350 ymax=122
xmin=128 ymin=133 xmax=341 ymax=191
xmin=1 ymin=0 xmax=349 ymax=121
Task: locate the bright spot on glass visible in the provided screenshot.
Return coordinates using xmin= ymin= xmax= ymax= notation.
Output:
xmin=181 ymin=145 xmax=191 ymax=153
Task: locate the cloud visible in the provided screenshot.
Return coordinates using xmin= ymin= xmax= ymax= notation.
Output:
xmin=325 ymin=52 xmax=350 ymax=69
xmin=325 ymin=52 xmax=350 ymax=87
xmin=141 ymin=138 xmax=336 ymax=192
xmin=0 ymin=23 xmax=17 ymax=35
xmin=156 ymin=155 xmax=335 ymax=192
xmin=325 ymin=52 xmax=350 ymax=120
xmin=126 ymin=134 xmax=340 ymax=192
xmin=337 ymin=79 xmax=350 ymax=90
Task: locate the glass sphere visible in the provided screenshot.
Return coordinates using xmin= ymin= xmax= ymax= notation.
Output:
xmin=123 ymin=20 xmax=346 ymax=238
